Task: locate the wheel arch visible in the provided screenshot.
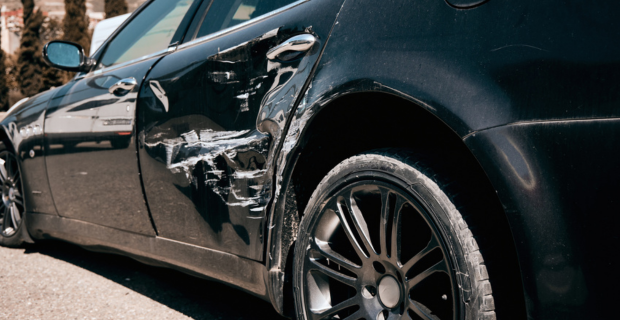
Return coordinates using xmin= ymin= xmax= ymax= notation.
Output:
xmin=265 ymin=84 xmax=526 ymax=319
xmin=0 ymin=124 xmax=16 ymax=153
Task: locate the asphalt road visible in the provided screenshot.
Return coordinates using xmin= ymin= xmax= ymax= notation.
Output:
xmin=0 ymin=241 xmax=288 ymax=320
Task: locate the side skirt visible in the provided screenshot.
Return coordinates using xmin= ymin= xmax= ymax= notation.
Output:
xmin=27 ymin=212 xmax=269 ymax=301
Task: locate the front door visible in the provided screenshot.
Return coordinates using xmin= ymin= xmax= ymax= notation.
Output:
xmin=44 ymin=0 xmax=202 ymax=235
xmin=138 ymin=0 xmax=345 ymax=260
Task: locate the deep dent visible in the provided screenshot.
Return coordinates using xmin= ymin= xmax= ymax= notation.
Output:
xmin=145 ymin=129 xmax=270 ymax=208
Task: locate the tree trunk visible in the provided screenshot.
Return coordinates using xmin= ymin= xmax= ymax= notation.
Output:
xmin=0 ymin=32 xmax=8 ymax=110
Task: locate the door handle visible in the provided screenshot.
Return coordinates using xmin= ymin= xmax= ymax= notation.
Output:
xmin=266 ymin=34 xmax=316 ymax=61
xmin=109 ymin=77 xmax=138 ymax=95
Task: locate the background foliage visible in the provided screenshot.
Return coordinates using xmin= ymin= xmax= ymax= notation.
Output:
xmin=0 ymin=32 xmax=8 ymax=110
xmin=63 ymin=0 xmax=91 ymax=54
xmin=0 ymin=0 xmax=134 ymax=110
xmin=105 ymin=0 xmax=128 ymax=19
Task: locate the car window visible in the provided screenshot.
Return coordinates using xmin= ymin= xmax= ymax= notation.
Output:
xmin=195 ymin=0 xmax=298 ymax=39
xmin=100 ymin=0 xmax=198 ymax=68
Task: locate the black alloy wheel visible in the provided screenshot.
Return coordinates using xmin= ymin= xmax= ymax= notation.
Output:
xmin=294 ymin=151 xmax=496 ymax=320
xmin=0 ymin=149 xmax=27 ymax=247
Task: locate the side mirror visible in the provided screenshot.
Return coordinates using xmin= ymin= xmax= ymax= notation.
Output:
xmin=43 ymin=40 xmax=92 ymax=72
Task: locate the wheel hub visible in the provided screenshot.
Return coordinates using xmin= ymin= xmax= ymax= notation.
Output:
xmin=378 ymin=275 xmax=401 ymax=309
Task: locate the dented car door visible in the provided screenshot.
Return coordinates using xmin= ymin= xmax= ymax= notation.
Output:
xmin=138 ymin=0 xmax=344 ymax=260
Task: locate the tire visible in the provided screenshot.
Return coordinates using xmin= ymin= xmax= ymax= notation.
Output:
xmin=0 ymin=146 xmax=29 ymax=248
xmin=293 ymin=150 xmax=496 ymax=320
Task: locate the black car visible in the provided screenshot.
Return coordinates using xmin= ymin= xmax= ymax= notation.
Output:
xmin=2 ymin=0 xmax=618 ymax=319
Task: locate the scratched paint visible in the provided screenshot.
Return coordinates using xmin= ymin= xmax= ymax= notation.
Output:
xmin=144 ymin=129 xmax=269 ymax=207
xmin=137 ymin=20 xmax=324 ymax=261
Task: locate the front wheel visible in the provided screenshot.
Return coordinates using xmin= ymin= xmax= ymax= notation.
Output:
xmin=293 ymin=151 xmax=495 ymax=320
xmin=0 ymin=148 xmax=28 ymax=248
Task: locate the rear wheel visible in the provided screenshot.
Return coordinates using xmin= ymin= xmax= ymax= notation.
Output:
xmin=293 ymin=151 xmax=496 ymax=320
xmin=0 ymin=148 xmax=28 ymax=248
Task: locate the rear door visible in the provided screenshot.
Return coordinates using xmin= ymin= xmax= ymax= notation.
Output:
xmin=138 ymin=0 xmax=344 ymax=260
xmin=44 ymin=0 xmax=202 ymax=235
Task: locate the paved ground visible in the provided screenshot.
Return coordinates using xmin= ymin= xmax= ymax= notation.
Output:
xmin=0 ymin=241 xmax=288 ymax=320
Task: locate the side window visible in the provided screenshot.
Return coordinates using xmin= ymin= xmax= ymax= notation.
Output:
xmin=100 ymin=0 xmax=198 ymax=68
xmin=195 ymin=0 xmax=298 ymax=39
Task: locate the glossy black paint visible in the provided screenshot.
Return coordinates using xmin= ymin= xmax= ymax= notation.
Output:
xmin=0 ymin=0 xmax=617 ymax=318
xmin=303 ymin=0 xmax=620 ymax=137
xmin=44 ymin=57 xmax=158 ymax=236
xmin=465 ymin=119 xmax=620 ymax=319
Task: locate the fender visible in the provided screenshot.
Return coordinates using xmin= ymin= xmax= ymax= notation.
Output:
xmin=464 ymin=119 xmax=620 ymax=319
xmin=1 ymin=88 xmax=59 ymax=217
xmin=264 ymin=0 xmax=620 ymax=317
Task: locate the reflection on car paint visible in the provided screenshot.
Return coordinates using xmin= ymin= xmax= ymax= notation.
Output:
xmin=149 ymin=80 xmax=169 ymax=112
xmin=0 ymin=89 xmax=58 ymax=214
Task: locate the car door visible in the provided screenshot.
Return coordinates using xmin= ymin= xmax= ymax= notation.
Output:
xmin=44 ymin=0 xmax=202 ymax=235
xmin=138 ymin=0 xmax=344 ymax=260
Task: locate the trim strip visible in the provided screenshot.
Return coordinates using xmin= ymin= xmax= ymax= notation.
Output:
xmin=92 ymin=0 xmax=306 ymax=76
xmin=178 ymin=0 xmax=307 ymax=50
xmin=94 ymin=47 xmax=172 ymax=76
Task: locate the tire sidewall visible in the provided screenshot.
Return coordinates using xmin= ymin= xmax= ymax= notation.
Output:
xmin=0 ymin=207 xmax=27 ymax=247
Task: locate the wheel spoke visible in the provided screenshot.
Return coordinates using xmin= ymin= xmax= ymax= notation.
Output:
xmin=2 ymin=206 xmax=11 ymax=233
xmin=10 ymin=202 xmax=20 ymax=227
xmin=401 ymin=236 xmax=441 ymax=272
xmin=313 ymin=297 xmax=359 ymax=319
xmin=407 ymin=260 xmax=449 ymax=289
xmin=391 ymin=197 xmax=407 ymax=261
xmin=308 ymin=255 xmax=358 ymax=288
xmin=379 ymin=189 xmax=392 ymax=257
xmin=0 ymin=158 xmax=7 ymax=183
xmin=344 ymin=193 xmax=377 ymax=255
xmin=314 ymin=238 xmax=362 ymax=274
xmin=409 ymin=299 xmax=440 ymax=320
xmin=333 ymin=204 xmax=370 ymax=260
xmin=6 ymin=156 xmax=15 ymax=180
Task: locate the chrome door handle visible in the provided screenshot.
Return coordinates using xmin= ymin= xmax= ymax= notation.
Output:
xmin=266 ymin=34 xmax=316 ymax=60
xmin=109 ymin=77 xmax=137 ymax=95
